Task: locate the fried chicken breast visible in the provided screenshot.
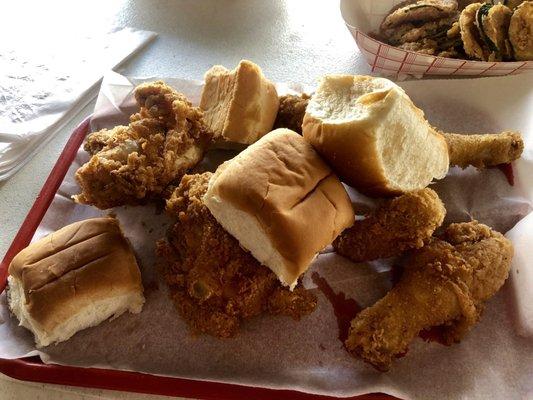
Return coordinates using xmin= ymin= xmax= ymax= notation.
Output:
xmin=345 ymin=221 xmax=513 ymax=371
xmin=333 ymin=188 xmax=446 ymax=263
xmin=157 ymin=172 xmax=317 ymax=338
xmin=74 ymin=81 xmax=212 ymax=209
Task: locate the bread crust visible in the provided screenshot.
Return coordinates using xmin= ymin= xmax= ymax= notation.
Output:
xmin=303 ymin=75 xmax=449 ymax=196
xmin=204 ymin=129 xmax=354 ymax=287
xmin=8 ymin=217 xmax=144 ymax=334
xmin=200 ymin=60 xmax=279 ymax=145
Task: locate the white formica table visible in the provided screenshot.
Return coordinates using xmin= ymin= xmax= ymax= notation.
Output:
xmin=0 ymin=0 xmax=368 ymax=398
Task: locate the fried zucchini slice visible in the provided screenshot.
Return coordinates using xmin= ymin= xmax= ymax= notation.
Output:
xmin=509 ymin=1 xmax=533 ymax=60
xmin=381 ymin=0 xmax=458 ymax=30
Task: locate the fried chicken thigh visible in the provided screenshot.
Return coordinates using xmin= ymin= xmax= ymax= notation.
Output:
xmin=157 ymin=172 xmax=317 ymax=338
xmin=345 ymin=221 xmax=513 ymax=371
xmin=333 ymin=188 xmax=446 ymax=263
xmin=74 ymin=81 xmax=212 ymax=209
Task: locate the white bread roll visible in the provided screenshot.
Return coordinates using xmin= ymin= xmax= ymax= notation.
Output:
xmin=203 ymin=128 xmax=355 ymax=289
xmin=302 ymin=75 xmax=449 ymax=196
xmin=7 ymin=217 xmax=145 ymax=347
xmin=200 ymin=60 xmax=279 ymax=146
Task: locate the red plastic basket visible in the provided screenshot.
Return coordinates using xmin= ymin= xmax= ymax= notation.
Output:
xmin=0 ymin=117 xmax=395 ymax=399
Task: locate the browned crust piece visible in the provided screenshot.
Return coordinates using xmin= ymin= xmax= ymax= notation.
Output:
xmin=157 ymin=173 xmax=317 ymax=338
xmin=333 ymin=188 xmax=446 ymax=263
xmin=381 ymin=0 xmax=458 ymax=31
xmin=8 ymin=217 xmax=143 ymax=332
xmin=273 ymin=93 xmax=311 ymax=134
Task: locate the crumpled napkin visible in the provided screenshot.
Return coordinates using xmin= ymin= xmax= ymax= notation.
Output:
xmin=0 ymin=27 xmax=156 ymax=180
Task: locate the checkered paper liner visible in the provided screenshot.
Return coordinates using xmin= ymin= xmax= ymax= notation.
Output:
xmin=340 ymin=0 xmax=533 ymax=78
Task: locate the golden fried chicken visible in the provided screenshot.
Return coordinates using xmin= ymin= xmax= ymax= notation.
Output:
xmin=442 ymin=131 xmax=524 ymax=168
xmin=273 ymin=93 xmax=310 ymax=134
xmin=333 ymin=189 xmax=446 ymax=263
xmin=345 ymin=221 xmax=513 ymax=371
xmin=74 ymin=81 xmax=212 ymax=209
xmin=157 ymin=172 xmax=317 ymax=338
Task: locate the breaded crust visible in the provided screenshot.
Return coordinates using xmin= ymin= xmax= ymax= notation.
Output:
xmin=333 ymin=188 xmax=446 ymax=263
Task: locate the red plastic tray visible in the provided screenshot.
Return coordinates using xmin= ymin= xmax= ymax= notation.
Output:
xmin=0 ymin=117 xmax=396 ymax=399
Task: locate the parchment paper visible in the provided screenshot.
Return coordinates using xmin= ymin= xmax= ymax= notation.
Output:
xmin=1 ymin=72 xmax=532 ymax=400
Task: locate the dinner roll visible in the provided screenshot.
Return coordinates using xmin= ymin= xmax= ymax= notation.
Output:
xmin=302 ymin=75 xmax=449 ymax=196
xmin=200 ymin=60 xmax=279 ymax=146
xmin=203 ymin=128 xmax=354 ymax=289
xmin=7 ymin=217 xmax=145 ymax=347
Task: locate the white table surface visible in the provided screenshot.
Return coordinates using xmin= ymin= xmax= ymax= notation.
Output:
xmin=0 ymin=0 xmax=368 ymax=398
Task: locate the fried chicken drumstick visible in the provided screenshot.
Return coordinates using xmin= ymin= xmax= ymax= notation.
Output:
xmin=333 ymin=188 xmax=446 ymax=263
xmin=157 ymin=172 xmax=317 ymax=338
xmin=276 ymin=95 xmax=523 ymax=169
xmin=442 ymin=131 xmax=524 ymax=168
xmin=74 ymin=81 xmax=212 ymax=209
xmin=345 ymin=221 xmax=513 ymax=371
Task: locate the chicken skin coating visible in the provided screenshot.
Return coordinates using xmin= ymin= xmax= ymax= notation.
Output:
xmin=345 ymin=221 xmax=513 ymax=371
xmin=333 ymin=189 xmax=446 ymax=263
xmin=74 ymin=81 xmax=212 ymax=209
xmin=442 ymin=131 xmax=524 ymax=168
xmin=157 ymin=173 xmax=317 ymax=338
xmin=273 ymin=93 xmax=310 ymax=134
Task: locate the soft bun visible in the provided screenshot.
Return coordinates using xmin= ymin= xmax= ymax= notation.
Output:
xmin=203 ymin=128 xmax=355 ymax=289
xmin=302 ymin=75 xmax=449 ymax=196
xmin=8 ymin=217 xmax=145 ymax=347
xmin=200 ymin=60 xmax=280 ymax=146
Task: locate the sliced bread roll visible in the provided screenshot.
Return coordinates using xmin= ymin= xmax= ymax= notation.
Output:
xmin=302 ymin=75 xmax=449 ymax=196
xmin=200 ymin=60 xmax=280 ymax=146
xmin=8 ymin=217 xmax=145 ymax=347
xmin=203 ymin=128 xmax=355 ymax=289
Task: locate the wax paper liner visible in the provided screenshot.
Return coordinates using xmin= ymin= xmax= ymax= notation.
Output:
xmin=0 ymin=72 xmax=532 ymax=400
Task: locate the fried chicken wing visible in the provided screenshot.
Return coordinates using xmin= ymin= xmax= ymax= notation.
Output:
xmin=273 ymin=93 xmax=310 ymax=134
xmin=442 ymin=130 xmax=524 ymax=168
xmin=157 ymin=172 xmax=317 ymax=338
xmin=333 ymin=189 xmax=446 ymax=263
xmin=345 ymin=221 xmax=513 ymax=371
xmin=74 ymin=81 xmax=212 ymax=209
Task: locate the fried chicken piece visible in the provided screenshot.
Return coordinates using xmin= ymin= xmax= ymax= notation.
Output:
xmin=74 ymin=81 xmax=212 ymax=209
xmin=333 ymin=189 xmax=446 ymax=263
xmin=84 ymin=128 xmax=116 ymax=155
xmin=273 ymin=93 xmax=311 ymax=134
xmin=442 ymin=131 xmax=524 ymax=168
xmin=157 ymin=172 xmax=317 ymax=338
xmin=345 ymin=221 xmax=513 ymax=371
